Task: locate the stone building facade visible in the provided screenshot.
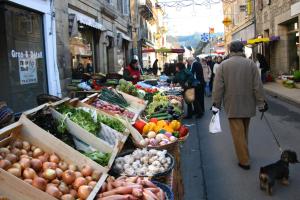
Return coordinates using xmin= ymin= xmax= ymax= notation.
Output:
xmin=255 ymin=0 xmax=300 ymax=74
xmin=55 ymin=0 xmax=132 ymax=96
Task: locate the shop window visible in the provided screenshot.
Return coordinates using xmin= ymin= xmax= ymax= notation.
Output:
xmin=69 ymin=24 xmax=96 ymax=78
xmin=0 ymin=3 xmax=47 ymax=112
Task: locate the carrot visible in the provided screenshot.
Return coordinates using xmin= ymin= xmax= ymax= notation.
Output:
xmin=142 ymin=191 xmax=156 ymax=200
xmin=143 ymin=189 xmax=158 ymax=200
xmin=97 ymin=194 xmax=131 ymax=200
xmin=132 ymin=188 xmax=143 ymax=198
xmin=101 ymin=186 xmax=133 ymax=197
xmin=142 ymin=180 xmax=156 ymax=188
xmin=112 ymin=180 xmax=125 ymax=188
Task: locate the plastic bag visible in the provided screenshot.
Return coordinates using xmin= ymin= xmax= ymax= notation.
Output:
xmin=209 ymin=107 xmax=222 ymax=134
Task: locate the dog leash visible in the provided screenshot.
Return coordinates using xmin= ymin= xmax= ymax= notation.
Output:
xmin=261 ymin=112 xmax=283 ymax=153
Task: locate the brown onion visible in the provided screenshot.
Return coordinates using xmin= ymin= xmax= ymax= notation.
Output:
xmin=0 ymin=159 xmax=11 ymax=170
xmin=49 ymin=153 xmax=60 ymax=164
xmin=23 ymin=168 xmax=36 ymax=179
xmin=46 ymin=184 xmax=62 ymax=198
xmin=69 ymin=189 xmax=77 ymax=198
xmin=62 ymin=170 xmax=76 ymax=185
xmin=33 ymin=148 xmax=44 ymax=158
xmin=31 ymin=159 xmax=42 ymax=171
xmin=73 ymin=177 xmax=87 ymax=190
xmin=24 ymin=178 xmax=33 ymax=185
xmin=68 ymin=164 xmax=77 ymax=171
xmin=7 ymin=168 xmax=21 ymax=177
xmin=20 ymin=149 xmax=28 ymax=155
xmin=43 ymin=168 xmax=56 ymax=180
xmin=19 ymin=158 xmax=31 ymax=169
xmin=5 ymin=153 xmax=18 ymax=163
xmin=91 ymin=170 xmax=101 ymax=181
xmin=88 ymin=181 xmax=97 ymax=188
xmin=22 ymin=141 xmax=31 ymax=151
xmin=81 ymin=165 xmax=92 ymax=177
xmin=58 ymin=161 xmax=68 ymax=171
xmin=32 ymin=177 xmax=47 ymax=191
xmin=11 ymin=148 xmax=22 ymax=157
xmin=58 ymin=182 xmax=70 ymax=194
xmin=30 ymin=145 xmax=37 ymax=151
xmin=0 ymin=147 xmax=10 ymax=156
xmin=74 ymin=171 xmax=83 ymax=178
xmin=56 ymin=168 xmax=63 ymax=178
xmin=11 ymin=139 xmax=23 ymax=149
xmin=42 ymin=162 xmax=57 ymax=171
xmin=85 ymin=176 xmax=92 ymax=183
xmin=51 ymin=178 xmax=60 ymax=185
xmin=61 ymin=194 xmax=75 ymax=200
xmin=28 ymin=151 xmax=33 ymax=157
xmin=78 ymin=185 xmax=92 ymax=199
xmin=12 ymin=162 xmax=22 ymax=170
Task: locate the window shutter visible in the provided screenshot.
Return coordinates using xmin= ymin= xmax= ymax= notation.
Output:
xmin=123 ymin=0 xmax=129 ymax=15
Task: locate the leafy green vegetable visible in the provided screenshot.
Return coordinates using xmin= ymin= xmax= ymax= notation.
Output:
xmin=83 ymin=151 xmax=110 ymax=166
xmin=56 ymin=104 xmax=101 ymax=135
xmin=98 ymin=114 xmax=126 ymax=132
xmin=100 ymin=88 xmax=129 ymax=108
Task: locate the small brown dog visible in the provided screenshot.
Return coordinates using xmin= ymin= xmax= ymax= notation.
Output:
xmin=259 ymin=150 xmax=299 ymax=195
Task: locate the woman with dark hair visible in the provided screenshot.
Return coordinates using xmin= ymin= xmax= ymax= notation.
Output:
xmin=152 ymin=59 xmax=158 ymax=75
xmin=123 ymin=59 xmax=141 ymax=84
xmin=173 ymin=62 xmax=193 ymax=87
xmin=256 ymin=53 xmax=269 ymax=83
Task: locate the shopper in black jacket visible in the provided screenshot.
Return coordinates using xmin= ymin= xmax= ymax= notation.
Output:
xmin=186 ymin=57 xmax=205 ymax=118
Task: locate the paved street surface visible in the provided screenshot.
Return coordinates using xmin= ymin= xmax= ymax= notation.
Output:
xmin=181 ymin=95 xmax=300 ymax=200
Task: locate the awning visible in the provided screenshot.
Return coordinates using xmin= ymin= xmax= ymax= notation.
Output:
xmin=244 ymin=36 xmax=280 ymax=45
xmin=141 ymin=38 xmax=155 ymax=48
xmin=142 ymin=48 xmax=185 ymax=53
xmin=117 ymin=31 xmax=132 ymax=41
xmin=68 ymin=8 xmax=105 ymax=31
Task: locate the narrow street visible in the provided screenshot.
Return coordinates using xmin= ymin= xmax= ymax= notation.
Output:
xmin=181 ymin=95 xmax=300 ymax=200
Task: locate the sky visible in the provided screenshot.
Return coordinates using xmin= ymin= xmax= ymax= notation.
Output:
xmin=159 ymin=1 xmax=224 ymax=36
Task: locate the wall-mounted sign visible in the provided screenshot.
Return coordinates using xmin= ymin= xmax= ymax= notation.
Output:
xmin=19 ymin=58 xmax=38 ymax=85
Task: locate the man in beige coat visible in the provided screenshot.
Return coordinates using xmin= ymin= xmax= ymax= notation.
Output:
xmin=212 ymin=41 xmax=268 ymax=170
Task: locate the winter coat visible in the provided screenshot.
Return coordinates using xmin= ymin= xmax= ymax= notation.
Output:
xmin=202 ymin=64 xmax=212 ymax=82
xmin=191 ymin=61 xmax=205 ymax=86
xmin=212 ymin=52 xmax=265 ymax=118
xmin=123 ymin=65 xmax=141 ymax=84
xmin=173 ymin=69 xmax=193 ymax=88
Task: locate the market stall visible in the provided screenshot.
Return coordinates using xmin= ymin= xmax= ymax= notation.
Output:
xmin=0 ymin=75 xmax=188 ymax=200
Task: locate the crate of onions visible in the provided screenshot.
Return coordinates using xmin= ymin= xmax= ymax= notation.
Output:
xmin=0 ymin=115 xmax=108 ymax=200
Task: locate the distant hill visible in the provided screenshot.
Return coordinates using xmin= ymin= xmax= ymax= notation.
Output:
xmin=167 ymin=32 xmax=224 ymax=49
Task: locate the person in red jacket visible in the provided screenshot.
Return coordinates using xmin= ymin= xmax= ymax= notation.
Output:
xmin=123 ymin=59 xmax=141 ymax=84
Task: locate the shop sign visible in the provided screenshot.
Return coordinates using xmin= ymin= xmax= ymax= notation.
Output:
xmin=18 ymin=58 xmax=38 ymax=85
xmin=11 ymin=50 xmax=42 ymax=85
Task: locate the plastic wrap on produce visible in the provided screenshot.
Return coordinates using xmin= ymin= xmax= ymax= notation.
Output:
xmin=98 ymin=123 xmax=123 ymax=146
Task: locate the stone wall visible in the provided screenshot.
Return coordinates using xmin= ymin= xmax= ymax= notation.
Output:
xmin=54 ymin=0 xmax=131 ymax=96
xmin=255 ymin=0 xmax=300 ymax=75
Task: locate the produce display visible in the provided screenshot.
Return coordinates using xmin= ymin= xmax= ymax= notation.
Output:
xmin=57 ymin=104 xmax=126 ymax=134
xmin=99 ymin=88 xmax=129 ymax=108
xmin=56 ymin=104 xmax=101 ymax=135
xmin=134 ymin=119 xmax=189 ymax=147
xmin=113 ymin=149 xmax=172 ymax=176
xmin=117 ymin=79 xmax=139 ymax=97
xmin=82 ymin=151 xmax=110 ymax=167
xmin=29 ymin=108 xmax=76 ymax=149
xmin=0 ymin=139 xmax=102 ymax=200
xmin=92 ymin=99 xmax=135 ymax=120
xmin=146 ymin=93 xmax=182 ymax=120
xmin=96 ymin=176 xmax=166 ymax=200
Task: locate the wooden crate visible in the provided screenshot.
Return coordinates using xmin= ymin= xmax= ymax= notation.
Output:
xmin=23 ymin=100 xmax=119 ymax=169
xmin=81 ymin=93 xmax=140 ymax=124
xmin=0 ymin=116 xmax=109 ymax=200
xmin=60 ymin=98 xmax=130 ymax=146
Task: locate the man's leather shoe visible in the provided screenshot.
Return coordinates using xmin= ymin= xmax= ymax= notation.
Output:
xmin=238 ymin=163 xmax=250 ymax=170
